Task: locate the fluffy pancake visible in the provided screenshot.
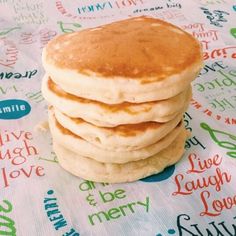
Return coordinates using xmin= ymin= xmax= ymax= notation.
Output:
xmin=54 ymin=107 xmax=183 ymax=151
xmin=42 ymin=16 xmax=202 ymax=104
xmin=48 ymin=108 xmax=184 ymax=163
xmin=42 ymin=76 xmax=192 ymax=126
xmin=53 ymin=128 xmax=188 ymax=183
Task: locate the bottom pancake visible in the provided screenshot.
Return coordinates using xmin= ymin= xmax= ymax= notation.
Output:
xmin=53 ymin=128 xmax=188 ymax=183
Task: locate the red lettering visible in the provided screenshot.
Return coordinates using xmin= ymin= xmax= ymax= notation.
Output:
xmin=216 ymin=115 xmax=221 ymax=120
xmin=9 ymin=170 xmax=20 ymax=179
xmin=20 ymin=166 xmax=34 ymax=177
xmin=190 ymin=99 xmax=202 ymax=109
xmin=173 ymin=167 xmax=230 ymax=197
xmin=203 ymin=51 xmax=210 ymax=60
xmin=215 ymin=168 xmax=231 ymax=189
xmin=200 ymin=188 xmax=236 ymax=217
xmin=0 ymin=39 xmax=18 ymax=68
xmin=187 ymin=153 xmax=204 ymax=173
xmin=200 ymin=190 xmax=220 ymax=216
xmin=1 ymin=168 xmax=9 ymax=188
xmin=187 ymin=154 xmax=222 ymax=174
xmin=35 ymin=166 xmax=45 ymax=176
xmin=0 ymin=149 xmax=11 ymax=161
xmin=23 ymin=140 xmax=38 ymax=156
xmin=204 ymin=109 xmax=212 ymax=116
xmin=232 ymin=118 xmax=236 ymax=125
xmin=213 ymin=199 xmax=223 ymax=212
xmin=200 ymin=190 xmax=236 ymax=217
xmin=213 ymin=154 xmax=222 ymax=166
xmin=172 ymin=174 xmax=192 ymax=196
xmin=225 ymin=117 xmax=230 ymax=124
xmin=11 ymin=131 xmax=24 ymax=141
xmin=24 ymin=132 xmax=32 ymax=140
xmin=0 ymin=165 xmax=45 ymax=189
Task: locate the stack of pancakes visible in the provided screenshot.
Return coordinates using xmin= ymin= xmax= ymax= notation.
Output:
xmin=42 ymin=17 xmax=203 ymax=183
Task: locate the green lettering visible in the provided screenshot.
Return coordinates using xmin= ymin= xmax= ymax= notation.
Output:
xmin=0 ymin=215 xmax=16 ymax=235
xmin=88 ymin=211 xmax=110 ymax=226
xmin=229 ymin=70 xmax=236 ymax=77
xmin=107 ymin=208 xmax=121 ymax=219
xmin=127 ymin=203 xmax=136 ymax=213
xmin=222 ymin=77 xmax=236 ymax=87
xmin=79 ymin=180 xmax=95 ymax=191
xmin=200 ymin=122 xmax=236 ymax=158
xmin=0 ymin=200 xmax=12 ymax=213
xmin=12 ymin=85 xmax=18 ymax=92
xmin=218 ymin=69 xmax=231 ymax=80
xmin=0 ymin=27 xmax=20 ymax=37
xmin=213 ymin=78 xmax=223 ymax=87
xmin=99 ymin=191 xmax=114 ymax=203
xmin=204 ymin=81 xmax=215 ymax=89
xmin=137 ymin=197 xmax=150 ymax=212
xmin=119 ymin=205 xmax=128 ymax=216
xmin=114 ymin=189 xmax=126 ymax=199
xmin=194 ymin=83 xmax=205 ymax=92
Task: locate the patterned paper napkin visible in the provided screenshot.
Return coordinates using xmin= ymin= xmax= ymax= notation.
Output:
xmin=0 ymin=0 xmax=236 ymax=235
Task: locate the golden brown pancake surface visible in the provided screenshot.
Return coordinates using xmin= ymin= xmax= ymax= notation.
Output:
xmin=44 ymin=17 xmax=202 ymax=80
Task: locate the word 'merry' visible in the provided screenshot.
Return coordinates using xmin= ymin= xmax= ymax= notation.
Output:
xmin=44 ymin=189 xmax=79 ymax=235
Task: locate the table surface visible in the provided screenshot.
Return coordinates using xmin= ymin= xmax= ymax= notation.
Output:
xmin=0 ymin=0 xmax=236 ymax=235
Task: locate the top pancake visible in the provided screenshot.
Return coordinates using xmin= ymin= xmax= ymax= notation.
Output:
xmin=43 ymin=16 xmax=203 ymax=104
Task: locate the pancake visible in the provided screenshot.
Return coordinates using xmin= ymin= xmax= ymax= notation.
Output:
xmin=53 ymin=128 xmax=188 ymax=183
xmin=54 ymin=107 xmax=183 ymax=151
xmin=42 ymin=16 xmax=203 ymax=104
xmin=42 ymin=75 xmax=192 ymax=126
xmin=48 ymin=108 xmax=185 ymax=163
